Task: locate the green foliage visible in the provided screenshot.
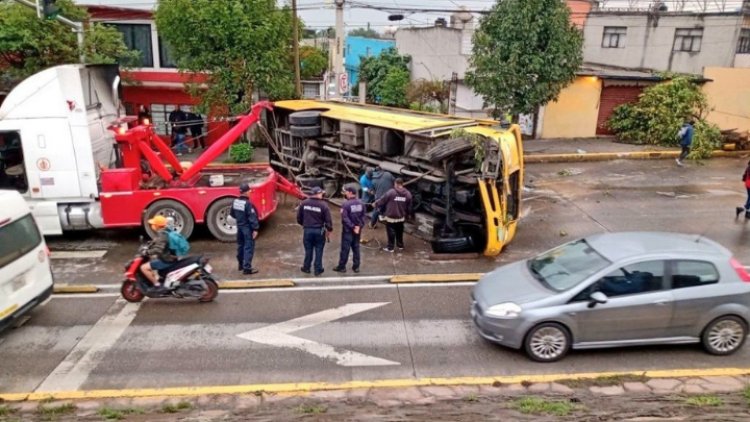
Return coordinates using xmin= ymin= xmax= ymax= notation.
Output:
xmin=451 ymin=128 xmax=487 ymax=169
xmin=359 ymin=48 xmax=410 ymax=106
xmin=0 ymin=405 xmax=16 ymax=417
xmin=466 ymin=0 xmax=583 ymax=117
xmin=296 ymin=404 xmax=327 ymax=414
xmin=160 ymin=401 xmax=192 ymax=414
xmin=97 ymin=406 xmax=144 ymax=420
xmin=515 ymin=397 xmax=575 ymax=416
xmin=229 ymin=142 xmax=255 ymax=163
xmin=348 ymin=27 xmax=380 ymax=39
xmin=155 ymin=0 xmax=296 ymax=114
xmin=685 ymin=395 xmax=723 ymax=407
xmin=0 ymin=0 xmax=133 ymax=92
xmin=37 ymin=402 xmax=76 ymax=420
xmin=407 ymin=79 xmax=449 ymax=113
xmin=608 ymin=76 xmax=721 ymax=159
xmin=299 ymin=46 xmax=327 ymax=79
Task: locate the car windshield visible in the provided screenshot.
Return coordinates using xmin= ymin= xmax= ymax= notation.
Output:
xmin=527 ymin=239 xmax=610 ymax=291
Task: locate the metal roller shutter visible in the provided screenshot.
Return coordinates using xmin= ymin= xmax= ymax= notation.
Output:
xmin=596 ymin=85 xmax=644 ymax=135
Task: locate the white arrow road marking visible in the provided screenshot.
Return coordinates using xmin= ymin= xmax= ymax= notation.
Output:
xmin=237 ymin=302 xmax=400 ymax=367
xmin=35 ymin=299 xmax=140 ymax=392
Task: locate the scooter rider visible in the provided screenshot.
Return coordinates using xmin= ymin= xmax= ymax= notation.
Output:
xmin=230 ymin=182 xmax=260 ymax=275
xmin=141 ymin=215 xmax=177 ymax=288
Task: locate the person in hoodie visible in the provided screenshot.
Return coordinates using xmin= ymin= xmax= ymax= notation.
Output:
xmin=369 ymin=166 xmax=394 ymax=229
xmin=374 ymin=178 xmax=413 ymax=252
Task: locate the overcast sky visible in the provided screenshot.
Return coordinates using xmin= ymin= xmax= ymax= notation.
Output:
xmin=77 ymin=0 xmax=747 ymax=31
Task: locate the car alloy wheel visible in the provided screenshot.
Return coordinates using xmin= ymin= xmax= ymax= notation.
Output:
xmin=704 ymin=317 xmax=746 ymax=355
xmin=525 ymin=323 xmax=570 ymax=362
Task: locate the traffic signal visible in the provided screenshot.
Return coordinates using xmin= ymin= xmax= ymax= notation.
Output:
xmin=42 ymin=0 xmax=59 ymax=20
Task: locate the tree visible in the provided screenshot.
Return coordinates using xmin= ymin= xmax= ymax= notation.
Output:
xmin=348 ymin=27 xmax=380 ymax=39
xmin=359 ymin=48 xmax=410 ymax=105
xmin=378 ymin=67 xmax=409 ymax=107
xmin=299 ymin=46 xmax=327 ymax=80
xmin=465 ymin=0 xmax=583 ymax=117
xmin=0 ymin=0 xmax=135 ymax=92
xmin=155 ymin=0 xmax=296 ymax=114
xmin=407 ymin=79 xmax=449 ymax=113
xmin=608 ymin=76 xmax=722 ymax=159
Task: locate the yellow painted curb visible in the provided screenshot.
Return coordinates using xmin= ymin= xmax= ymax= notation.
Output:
xmin=390 ymin=273 xmax=484 ymax=283
xmin=524 ymin=149 xmax=749 ymax=164
xmin=219 ymin=280 xmax=295 ymax=289
xmin=3 ymin=367 xmax=748 ymax=402
xmin=53 ymin=284 xmax=99 ymax=294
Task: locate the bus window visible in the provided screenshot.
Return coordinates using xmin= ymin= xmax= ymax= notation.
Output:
xmin=0 ymin=131 xmax=27 ymax=193
xmin=507 ymin=170 xmax=520 ymax=221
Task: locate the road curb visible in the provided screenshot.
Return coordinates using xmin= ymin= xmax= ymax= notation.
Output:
xmin=4 ymin=367 xmax=748 ymax=402
xmin=390 ymin=273 xmax=483 ymax=283
xmin=53 ymin=284 xmax=99 ymax=294
xmin=219 ymin=280 xmax=295 ymax=289
xmin=524 ymin=149 xmax=749 ymax=163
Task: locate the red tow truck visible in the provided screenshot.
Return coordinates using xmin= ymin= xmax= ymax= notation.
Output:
xmin=0 ymin=64 xmax=303 ymax=241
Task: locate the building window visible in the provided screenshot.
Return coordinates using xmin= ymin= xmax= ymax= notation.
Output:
xmin=602 ymin=26 xmax=627 ymax=48
xmin=738 ymin=28 xmax=750 ymax=54
xmin=158 ymin=36 xmax=177 ymax=68
xmin=302 ymin=83 xmax=320 ymax=99
xmin=673 ymin=28 xmax=703 ymax=53
xmin=109 ymin=23 xmax=153 ymax=67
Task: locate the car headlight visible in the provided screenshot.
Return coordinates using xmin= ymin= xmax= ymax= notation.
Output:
xmin=485 ymin=302 xmax=522 ymax=319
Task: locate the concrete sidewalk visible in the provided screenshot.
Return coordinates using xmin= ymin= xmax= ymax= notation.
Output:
xmin=524 ymin=137 xmax=748 ymax=163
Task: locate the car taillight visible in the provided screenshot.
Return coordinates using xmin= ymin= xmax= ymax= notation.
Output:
xmin=730 ymin=258 xmax=750 ymax=282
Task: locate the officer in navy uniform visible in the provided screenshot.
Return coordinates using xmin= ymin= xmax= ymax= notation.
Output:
xmin=296 ymin=186 xmax=333 ymax=276
xmin=333 ymin=185 xmax=366 ymax=273
xmin=229 ymin=182 xmax=259 ymax=275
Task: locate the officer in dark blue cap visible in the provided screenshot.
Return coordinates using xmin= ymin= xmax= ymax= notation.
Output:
xmin=297 ymin=186 xmax=333 ymax=276
xmin=230 ymin=182 xmax=259 ymax=275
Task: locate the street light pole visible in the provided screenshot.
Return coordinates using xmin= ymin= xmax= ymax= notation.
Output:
xmin=291 ymin=0 xmax=301 ymax=98
xmin=333 ymin=0 xmax=345 ymax=98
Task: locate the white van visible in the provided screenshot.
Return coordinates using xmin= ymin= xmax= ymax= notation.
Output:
xmin=0 ymin=190 xmax=54 ymax=332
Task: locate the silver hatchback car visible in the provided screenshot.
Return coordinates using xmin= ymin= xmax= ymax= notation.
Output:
xmin=471 ymin=232 xmax=750 ymax=362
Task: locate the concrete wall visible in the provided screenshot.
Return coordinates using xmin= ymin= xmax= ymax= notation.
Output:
xmin=583 ymin=12 xmax=743 ymax=74
xmin=703 ymin=67 xmax=750 ymax=132
xmin=396 ymin=27 xmax=468 ymax=80
xmin=540 ymin=76 xmax=603 ymax=139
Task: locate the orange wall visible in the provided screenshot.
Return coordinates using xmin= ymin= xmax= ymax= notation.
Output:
xmin=566 ymin=0 xmax=593 ymax=28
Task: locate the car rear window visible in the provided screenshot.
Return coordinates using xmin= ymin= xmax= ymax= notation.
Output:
xmin=0 ymin=214 xmax=42 ymax=269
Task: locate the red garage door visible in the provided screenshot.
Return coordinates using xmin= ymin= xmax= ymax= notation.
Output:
xmin=596 ymin=85 xmax=644 ymax=135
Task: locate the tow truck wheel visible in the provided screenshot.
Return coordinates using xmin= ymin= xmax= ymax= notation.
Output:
xmin=206 ymin=197 xmax=237 ymax=242
xmin=144 ymin=199 xmax=195 ymax=239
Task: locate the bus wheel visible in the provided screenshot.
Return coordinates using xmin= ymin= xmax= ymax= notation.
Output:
xmin=206 ymin=197 xmax=236 ymax=242
xmin=144 ymin=199 xmax=195 ymax=239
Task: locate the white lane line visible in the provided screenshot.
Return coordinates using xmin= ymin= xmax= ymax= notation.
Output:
xmin=35 ymin=298 xmax=140 ymax=392
xmin=50 ymin=250 xmax=108 ymax=260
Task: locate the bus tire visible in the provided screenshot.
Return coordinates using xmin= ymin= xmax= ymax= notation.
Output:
xmin=206 ymin=197 xmax=237 ymax=243
xmin=144 ymin=199 xmax=194 ymax=239
xmin=289 ymin=111 xmax=322 ymax=126
xmin=290 ymin=125 xmax=321 ymax=138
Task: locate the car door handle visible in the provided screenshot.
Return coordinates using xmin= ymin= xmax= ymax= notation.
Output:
xmin=653 ymin=299 xmax=669 ymax=306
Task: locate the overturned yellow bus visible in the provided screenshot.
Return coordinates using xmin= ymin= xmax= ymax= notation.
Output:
xmin=265 ymin=100 xmax=523 ymax=256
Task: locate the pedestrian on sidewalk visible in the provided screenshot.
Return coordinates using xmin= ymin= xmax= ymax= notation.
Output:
xmin=229 ymin=183 xmax=259 ymax=275
xmin=736 ymin=160 xmax=750 ymax=219
xmin=675 ymin=119 xmax=694 ymax=167
xmin=369 ymin=166 xmax=394 ymax=229
xmin=168 ymin=106 xmax=189 ymax=156
xmin=297 ymin=187 xmax=333 ymax=276
xmin=374 ymin=178 xmax=413 ymax=253
xmin=333 ymin=185 xmax=366 ymax=274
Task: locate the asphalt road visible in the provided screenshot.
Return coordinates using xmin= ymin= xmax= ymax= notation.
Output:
xmin=1 ymin=284 xmax=748 ymax=394
xmin=45 ymin=157 xmax=750 ymax=285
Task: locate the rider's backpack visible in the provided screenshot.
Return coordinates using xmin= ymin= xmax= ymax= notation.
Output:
xmin=167 ymin=229 xmax=190 ymax=256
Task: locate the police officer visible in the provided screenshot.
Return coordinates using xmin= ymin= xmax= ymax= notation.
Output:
xmin=297 ymin=186 xmax=333 ymax=276
xmin=229 ymin=182 xmax=259 ymax=275
xmin=333 ymin=185 xmax=366 ymax=273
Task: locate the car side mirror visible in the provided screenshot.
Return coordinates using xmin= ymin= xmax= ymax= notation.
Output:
xmin=588 ymin=291 xmax=608 ymax=308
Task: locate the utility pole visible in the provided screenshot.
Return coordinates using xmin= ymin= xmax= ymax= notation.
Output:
xmin=333 ymin=0 xmax=345 ymax=98
xmin=291 ymin=0 xmax=302 ymax=98
xmin=15 ymin=0 xmax=85 ymax=63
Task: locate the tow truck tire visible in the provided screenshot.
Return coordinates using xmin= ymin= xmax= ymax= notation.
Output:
xmin=289 ymin=111 xmax=321 ymax=126
xmin=144 ymin=199 xmax=195 ymax=239
xmin=206 ymin=197 xmax=237 ymax=242
xmin=290 ymin=125 xmax=321 ymax=138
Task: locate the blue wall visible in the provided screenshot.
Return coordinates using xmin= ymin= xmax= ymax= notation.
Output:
xmin=344 ymin=36 xmax=396 ymax=87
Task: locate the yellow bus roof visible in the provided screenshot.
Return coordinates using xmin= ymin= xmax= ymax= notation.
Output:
xmin=274 ymin=100 xmax=495 ymax=133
